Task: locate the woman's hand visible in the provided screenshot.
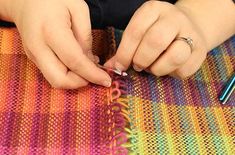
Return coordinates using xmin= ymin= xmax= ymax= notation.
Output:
xmin=7 ymin=0 xmax=112 ymax=89
xmin=105 ymin=1 xmax=209 ymax=79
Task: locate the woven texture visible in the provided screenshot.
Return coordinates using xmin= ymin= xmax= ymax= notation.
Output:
xmin=0 ymin=27 xmax=128 ymax=154
xmin=0 ymin=27 xmax=235 ymax=155
xmin=115 ymin=30 xmax=235 ymax=154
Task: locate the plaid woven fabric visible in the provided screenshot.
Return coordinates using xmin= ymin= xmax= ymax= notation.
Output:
xmin=0 ymin=27 xmax=128 ymax=154
xmin=0 ymin=27 xmax=235 ymax=155
xmin=114 ymin=30 xmax=235 ymax=154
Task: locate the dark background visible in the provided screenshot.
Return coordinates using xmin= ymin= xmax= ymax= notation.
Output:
xmin=0 ymin=0 xmax=177 ymax=29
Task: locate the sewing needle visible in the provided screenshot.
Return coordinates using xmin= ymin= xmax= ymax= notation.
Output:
xmin=97 ymin=64 xmax=128 ymax=76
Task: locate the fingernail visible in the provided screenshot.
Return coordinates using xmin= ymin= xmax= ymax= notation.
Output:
xmin=103 ymin=80 xmax=112 ymax=87
xmin=133 ymin=65 xmax=143 ymax=72
xmin=115 ymin=62 xmax=125 ymax=71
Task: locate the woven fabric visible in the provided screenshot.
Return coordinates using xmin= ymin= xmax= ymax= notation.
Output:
xmin=0 ymin=27 xmax=235 ymax=155
xmin=0 ymin=27 xmax=128 ymax=154
xmin=114 ymin=30 xmax=235 ymax=154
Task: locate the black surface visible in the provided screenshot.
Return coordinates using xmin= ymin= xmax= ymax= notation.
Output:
xmin=0 ymin=0 xmax=177 ymax=29
xmin=85 ymin=0 xmax=177 ymax=29
xmin=0 ymin=20 xmax=15 ymax=27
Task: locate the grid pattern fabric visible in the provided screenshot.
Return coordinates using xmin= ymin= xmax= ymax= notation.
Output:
xmin=0 ymin=27 xmax=234 ymax=154
xmin=0 ymin=27 xmax=128 ymax=154
xmin=114 ymin=29 xmax=235 ymax=155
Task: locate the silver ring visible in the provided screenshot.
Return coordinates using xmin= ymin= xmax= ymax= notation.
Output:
xmin=175 ymin=37 xmax=194 ymax=53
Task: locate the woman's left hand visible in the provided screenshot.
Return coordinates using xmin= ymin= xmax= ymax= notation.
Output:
xmin=105 ymin=0 xmax=208 ymax=79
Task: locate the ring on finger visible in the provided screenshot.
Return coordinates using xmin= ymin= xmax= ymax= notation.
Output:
xmin=175 ymin=37 xmax=194 ymax=53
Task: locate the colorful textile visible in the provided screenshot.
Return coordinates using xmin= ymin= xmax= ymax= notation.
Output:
xmin=0 ymin=27 xmax=128 ymax=154
xmin=117 ymin=30 xmax=235 ymax=154
xmin=0 ymin=27 xmax=234 ymax=154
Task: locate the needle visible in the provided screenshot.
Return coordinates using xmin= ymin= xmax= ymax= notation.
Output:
xmin=97 ymin=64 xmax=128 ymax=76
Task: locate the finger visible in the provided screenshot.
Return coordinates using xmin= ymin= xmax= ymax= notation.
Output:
xmin=104 ymin=56 xmax=116 ymax=68
xmin=68 ymin=0 xmax=98 ymax=62
xmin=108 ymin=1 xmax=161 ymax=71
xmin=92 ymin=54 xmax=100 ymax=64
xmin=43 ymin=25 xmax=112 ymax=87
xmin=133 ymin=17 xmax=179 ymax=71
xmin=170 ymin=48 xmax=207 ymax=79
xmin=149 ymin=38 xmax=191 ymax=76
xmin=68 ymin=0 xmax=92 ymax=53
xmin=87 ymin=50 xmax=99 ymax=63
xmin=31 ymin=43 xmax=88 ymax=89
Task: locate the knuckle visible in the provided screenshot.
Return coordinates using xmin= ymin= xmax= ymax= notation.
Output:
xmin=169 ymin=52 xmax=188 ymax=66
xmin=80 ymin=1 xmax=90 ymax=11
xmin=133 ymin=55 xmax=148 ymax=69
xmin=142 ymin=1 xmax=158 ymax=10
xmin=66 ymin=57 xmax=84 ymax=72
xmin=124 ymin=27 xmax=144 ymax=42
xmin=146 ymin=31 xmax=169 ymax=50
xmin=174 ymin=10 xmax=188 ymax=22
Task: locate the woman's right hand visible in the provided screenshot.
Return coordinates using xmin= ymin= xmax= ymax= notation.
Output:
xmin=4 ymin=0 xmax=112 ymax=89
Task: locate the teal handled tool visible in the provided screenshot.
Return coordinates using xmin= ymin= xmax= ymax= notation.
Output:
xmin=219 ymin=73 xmax=235 ymax=104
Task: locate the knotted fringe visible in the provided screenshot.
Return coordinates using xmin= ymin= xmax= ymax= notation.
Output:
xmin=104 ymin=28 xmax=132 ymax=155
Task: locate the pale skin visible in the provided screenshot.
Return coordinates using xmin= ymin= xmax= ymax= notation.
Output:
xmin=0 ymin=0 xmax=112 ymax=89
xmin=0 ymin=0 xmax=235 ymax=89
